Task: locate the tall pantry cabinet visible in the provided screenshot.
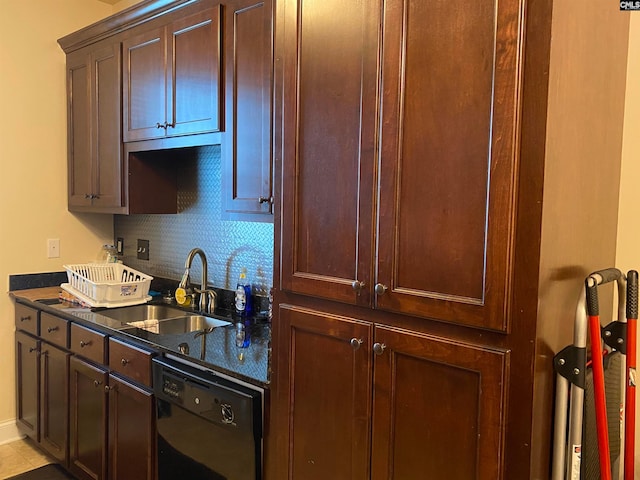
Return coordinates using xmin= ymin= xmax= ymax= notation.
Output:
xmin=271 ymin=0 xmax=630 ymax=479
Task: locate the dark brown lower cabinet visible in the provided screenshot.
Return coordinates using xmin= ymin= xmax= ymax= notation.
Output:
xmin=69 ymin=356 xmax=155 ymax=480
xmin=15 ymin=331 xmax=40 ymax=441
xmin=69 ymin=356 xmax=108 ymax=480
xmin=278 ymin=305 xmax=510 ymax=480
xmin=40 ymin=343 xmax=71 ymax=463
xmin=108 ymin=374 xmax=155 ymax=480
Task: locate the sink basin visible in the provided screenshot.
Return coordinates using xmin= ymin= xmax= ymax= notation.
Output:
xmin=96 ymin=304 xmax=191 ymax=323
xmin=129 ymin=316 xmax=231 ymax=335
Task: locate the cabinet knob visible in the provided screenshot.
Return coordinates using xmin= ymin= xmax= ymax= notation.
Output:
xmin=258 ymin=196 xmax=273 ymax=204
xmin=80 ymin=340 xmax=92 ymax=348
xmin=350 ymin=338 xmax=363 ymax=350
xmin=47 ymin=326 xmax=59 ymax=333
xmin=166 ymin=121 xmax=175 ymax=129
xmin=93 ymin=380 xmax=102 ymax=388
xmin=28 ymin=347 xmax=38 ymax=353
xmin=20 ymin=315 xmax=31 ymax=322
xmin=105 ymin=385 xmax=115 ymax=392
xmin=373 ymin=343 xmax=386 ymax=355
xmin=156 ymin=122 xmax=166 ymax=129
xmin=374 ymin=283 xmax=388 ymax=295
xmin=121 ymin=358 xmax=129 ymax=366
xmin=351 ymin=281 xmax=365 ymax=291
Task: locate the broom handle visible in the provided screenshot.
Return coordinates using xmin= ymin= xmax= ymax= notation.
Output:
xmin=625 ymin=270 xmax=638 ymax=480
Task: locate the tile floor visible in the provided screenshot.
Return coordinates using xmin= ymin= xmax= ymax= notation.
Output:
xmin=0 ymin=437 xmax=54 ymax=479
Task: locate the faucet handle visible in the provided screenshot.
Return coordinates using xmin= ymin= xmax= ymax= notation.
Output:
xmin=194 ymin=288 xmax=217 ymax=314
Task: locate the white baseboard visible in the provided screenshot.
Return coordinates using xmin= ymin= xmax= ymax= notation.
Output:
xmin=0 ymin=419 xmax=24 ymax=445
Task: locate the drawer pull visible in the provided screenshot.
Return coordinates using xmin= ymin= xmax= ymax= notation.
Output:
xmin=20 ymin=316 xmax=31 ymax=322
xmin=47 ymin=326 xmax=59 ymax=333
xmin=80 ymin=340 xmax=92 ymax=348
xmin=121 ymin=358 xmax=129 ymax=366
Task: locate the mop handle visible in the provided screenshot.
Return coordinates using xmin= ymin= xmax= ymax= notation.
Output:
xmin=625 ymin=270 xmax=638 ymax=480
xmin=586 ymin=275 xmax=613 ymax=480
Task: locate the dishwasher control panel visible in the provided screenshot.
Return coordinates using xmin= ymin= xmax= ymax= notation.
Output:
xmin=153 ymin=357 xmax=262 ymax=436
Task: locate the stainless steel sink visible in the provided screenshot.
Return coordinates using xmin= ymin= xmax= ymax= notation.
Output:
xmin=96 ymin=304 xmax=191 ymax=323
xmin=97 ymin=304 xmax=231 ymax=335
xmin=129 ymin=315 xmax=231 ymax=335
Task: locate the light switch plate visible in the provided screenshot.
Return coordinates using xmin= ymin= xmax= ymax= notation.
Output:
xmin=137 ymin=239 xmax=149 ymax=260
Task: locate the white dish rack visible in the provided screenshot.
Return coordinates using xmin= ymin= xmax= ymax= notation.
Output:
xmin=61 ymin=263 xmax=153 ymax=308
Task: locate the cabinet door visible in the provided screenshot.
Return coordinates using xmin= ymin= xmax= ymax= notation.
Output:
xmin=371 ymin=325 xmax=509 ymax=480
xmin=280 ymin=0 xmax=379 ymax=306
xmin=278 ymin=305 xmax=373 ymax=480
xmin=168 ymin=7 xmax=221 ymax=137
xmin=69 ymin=356 xmax=108 ymax=480
xmin=108 ymin=374 xmax=155 ymax=480
xmin=66 ymin=42 xmax=122 ymax=212
xmin=222 ymin=0 xmax=272 ymax=220
xmin=91 ymin=43 xmax=122 ymax=209
xmin=375 ymin=0 xmax=524 ymax=331
xmin=15 ymin=331 xmax=39 ymax=441
xmin=67 ymin=50 xmax=93 ymax=208
xmin=40 ymin=343 xmax=70 ymax=464
xmin=123 ymin=27 xmax=167 ymax=142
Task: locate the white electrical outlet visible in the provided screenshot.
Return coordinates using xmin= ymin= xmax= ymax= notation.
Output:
xmin=47 ymin=239 xmax=60 ymax=258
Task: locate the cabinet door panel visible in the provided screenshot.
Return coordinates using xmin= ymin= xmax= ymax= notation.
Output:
xmin=108 ymin=375 xmax=155 ymax=480
xmin=170 ymin=8 xmax=221 ymax=136
xmin=67 ymin=53 xmax=92 ymax=208
xmin=40 ymin=344 xmax=70 ymax=464
xmin=371 ymin=326 xmax=509 ymax=480
xmin=93 ymin=43 xmax=122 ymax=209
xmin=279 ymin=305 xmax=372 ymax=480
xmin=280 ymin=0 xmax=379 ymax=305
xmin=15 ymin=331 xmax=39 ymax=441
xmin=69 ymin=357 xmax=108 ymax=480
xmin=376 ymin=0 xmax=524 ymax=330
xmin=223 ymin=0 xmax=272 ymax=220
xmin=123 ymin=27 xmax=166 ymax=142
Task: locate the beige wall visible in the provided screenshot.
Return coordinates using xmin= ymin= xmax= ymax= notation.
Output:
xmin=0 ymin=0 xmax=119 ymax=438
xmin=616 ymin=14 xmax=640 ymax=475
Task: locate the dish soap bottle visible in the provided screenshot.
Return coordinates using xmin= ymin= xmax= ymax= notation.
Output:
xmin=235 ymin=268 xmax=252 ymax=315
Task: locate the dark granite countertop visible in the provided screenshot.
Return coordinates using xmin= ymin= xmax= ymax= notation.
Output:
xmin=10 ymin=286 xmax=270 ymax=388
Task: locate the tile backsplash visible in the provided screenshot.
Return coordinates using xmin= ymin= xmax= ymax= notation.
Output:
xmin=114 ymin=145 xmax=273 ymax=295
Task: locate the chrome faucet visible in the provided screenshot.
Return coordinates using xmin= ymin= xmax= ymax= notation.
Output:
xmin=180 ymin=248 xmax=217 ymax=313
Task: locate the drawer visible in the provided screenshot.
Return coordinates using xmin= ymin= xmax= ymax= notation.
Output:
xmin=15 ymin=304 xmax=39 ymax=336
xmin=40 ymin=312 xmax=69 ymax=349
xmin=109 ymin=337 xmax=154 ymax=388
xmin=70 ymin=323 xmax=107 ymax=365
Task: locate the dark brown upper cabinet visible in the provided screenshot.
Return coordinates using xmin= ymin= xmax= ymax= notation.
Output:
xmin=222 ymin=0 xmax=273 ymax=221
xmin=66 ymin=41 xmax=123 ymax=213
xmin=280 ymin=0 xmax=523 ymax=331
xmin=122 ymin=7 xmax=221 ymax=142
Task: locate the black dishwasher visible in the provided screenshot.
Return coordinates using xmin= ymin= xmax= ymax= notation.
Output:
xmin=152 ymin=357 xmax=262 ymax=480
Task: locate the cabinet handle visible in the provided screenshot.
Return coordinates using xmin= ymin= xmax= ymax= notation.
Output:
xmin=121 ymin=358 xmax=129 ymax=366
xmin=373 ymin=343 xmax=386 ymax=355
xmin=80 ymin=340 xmax=92 ymax=348
xmin=258 ymin=196 xmax=273 ymax=204
xmin=105 ymin=385 xmax=115 ymax=392
xmin=374 ymin=283 xmax=388 ymax=295
xmin=351 ymin=281 xmax=365 ymax=291
xmin=20 ymin=315 xmax=31 ymax=322
xmin=156 ymin=122 xmax=166 ymax=129
xmin=166 ymin=121 xmax=175 ymax=129
xmin=350 ymin=338 xmax=363 ymax=350
xmin=28 ymin=347 xmax=38 ymax=353
xmin=94 ymin=380 xmax=102 ymax=388
xmin=47 ymin=326 xmax=59 ymax=333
